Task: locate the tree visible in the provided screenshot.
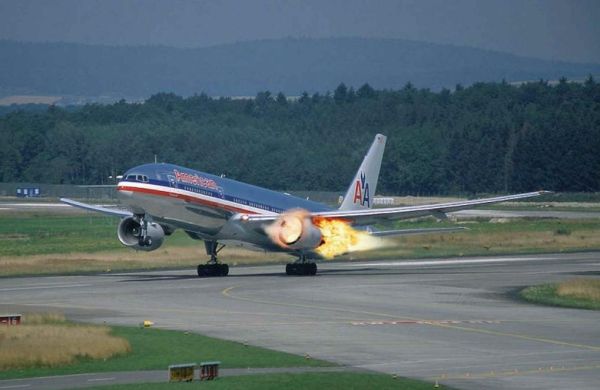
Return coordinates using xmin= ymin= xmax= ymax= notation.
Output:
xmin=334 ymin=83 xmax=348 ymax=104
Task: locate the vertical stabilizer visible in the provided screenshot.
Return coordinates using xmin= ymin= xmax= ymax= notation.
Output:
xmin=339 ymin=134 xmax=387 ymax=211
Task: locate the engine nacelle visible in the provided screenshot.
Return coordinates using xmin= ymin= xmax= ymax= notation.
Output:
xmin=117 ymin=216 xmax=165 ymax=251
xmin=265 ymin=209 xmax=323 ymax=251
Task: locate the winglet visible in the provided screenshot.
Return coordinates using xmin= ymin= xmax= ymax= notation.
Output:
xmin=339 ymin=134 xmax=386 ymax=211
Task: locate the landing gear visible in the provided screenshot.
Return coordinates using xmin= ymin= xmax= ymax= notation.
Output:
xmin=137 ymin=216 xmax=152 ymax=248
xmin=286 ymin=255 xmax=317 ymax=276
xmin=197 ymin=263 xmax=229 ymax=277
xmin=197 ymin=241 xmax=229 ymax=277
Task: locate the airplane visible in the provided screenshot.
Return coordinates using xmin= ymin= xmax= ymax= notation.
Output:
xmin=61 ymin=134 xmax=548 ymax=276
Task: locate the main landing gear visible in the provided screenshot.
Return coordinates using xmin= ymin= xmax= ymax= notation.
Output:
xmin=286 ymin=255 xmax=317 ymax=276
xmin=197 ymin=241 xmax=229 ymax=277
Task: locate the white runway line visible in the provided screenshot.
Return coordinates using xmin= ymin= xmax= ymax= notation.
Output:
xmin=87 ymin=377 xmax=115 ymax=382
xmin=0 ymin=385 xmax=31 ymax=389
xmin=0 ymin=283 xmax=92 ymax=292
xmin=342 ymin=256 xmax=556 ymax=267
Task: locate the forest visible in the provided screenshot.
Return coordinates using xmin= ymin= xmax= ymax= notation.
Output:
xmin=0 ymin=78 xmax=599 ymax=195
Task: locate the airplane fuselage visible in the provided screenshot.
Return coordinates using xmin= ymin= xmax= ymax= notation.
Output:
xmin=116 ymin=163 xmax=332 ymax=249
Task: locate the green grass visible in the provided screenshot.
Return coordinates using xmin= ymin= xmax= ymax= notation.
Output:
xmin=520 ymin=283 xmax=600 ymax=310
xmin=344 ymin=217 xmax=600 ymax=261
xmin=2 ymin=213 xmax=599 ymax=276
xmin=0 ymin=214 xmax=196 ymax=257
xmin=85 ymin=372 xmax=438 ymax=390
xmin=0 ymin=326 xmax=331 ymax=380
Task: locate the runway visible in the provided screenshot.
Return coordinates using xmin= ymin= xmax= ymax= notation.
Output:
xmin=1 ymin=252 xmax=599 ymax=389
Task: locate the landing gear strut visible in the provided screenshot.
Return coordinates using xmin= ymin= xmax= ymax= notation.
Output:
xmin=286 ymin=255 xmax=317 ymax=276
xmin=137 ymin=216 xmax=152 ymax=247
xmin=197 ymin=241 xmax=229 ymax=277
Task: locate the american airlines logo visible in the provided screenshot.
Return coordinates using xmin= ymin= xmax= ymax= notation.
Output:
xmin=173 ymin=169 xmax=218 ymax=190
xmin=352 ymin=172 xmax=370 ymax=207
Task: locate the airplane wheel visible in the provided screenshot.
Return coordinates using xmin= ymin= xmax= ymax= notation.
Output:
xmin=218 ymin=264 xmax=229 ymax=276
xmin=286 ymin=263 xmax=316 ymax=276
xmin=197 ymin=264 xmax=229 ymax=277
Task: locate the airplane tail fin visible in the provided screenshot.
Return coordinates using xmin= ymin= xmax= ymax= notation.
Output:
xmin=339 ymin=134 xmax=386 ymax=211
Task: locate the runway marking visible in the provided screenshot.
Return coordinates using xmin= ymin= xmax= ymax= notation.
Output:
xmin=431 ymin=322 xmax=600 ymax=352
xmin=221 ymin=286 xmax=419 ymax=322
xmin=87 ymin=377 xmax=115 ymax=382
xmin=432 ymin=362 xmax=600 ymax=381
xmin=0 ymin=385 xmax=31 ymax=389
xmin=352 ymin=319 xmax=502 ymax=326
xmin=222 ymin=285 xmax=600 ymax=352
xmin=342 ymin=256 xmax=555 ymax=268
xmin=0 ymin=283 xmax=91 ymax=292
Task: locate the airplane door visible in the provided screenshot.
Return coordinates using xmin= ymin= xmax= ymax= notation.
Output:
xmin=167 ymin=174 xmax=177 ymax=188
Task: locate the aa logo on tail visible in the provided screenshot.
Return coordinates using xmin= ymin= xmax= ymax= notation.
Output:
xmin=353 ymin=172 xmax=370 ymax=207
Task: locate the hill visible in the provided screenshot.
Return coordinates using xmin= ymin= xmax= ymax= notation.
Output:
xmin=1 ymin=38 xmax=599 ymax=98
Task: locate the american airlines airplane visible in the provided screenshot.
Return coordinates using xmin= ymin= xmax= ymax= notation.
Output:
xmin=61 ymin=134 xmax=546 ymax=276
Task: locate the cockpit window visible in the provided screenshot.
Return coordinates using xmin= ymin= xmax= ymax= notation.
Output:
xmin=126 ymin=174 xmax=149 ymax=182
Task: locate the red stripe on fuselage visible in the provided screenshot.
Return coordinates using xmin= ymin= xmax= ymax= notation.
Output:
xmin=117 ymin=185 xmax=262 ymax=215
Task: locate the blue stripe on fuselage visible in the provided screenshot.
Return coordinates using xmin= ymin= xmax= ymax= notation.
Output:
xmin=122 ymin=163 xmax=333 ymax=214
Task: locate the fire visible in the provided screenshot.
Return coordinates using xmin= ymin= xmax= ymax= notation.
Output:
xmin=314 ymin=217 xmax=386 ymax=259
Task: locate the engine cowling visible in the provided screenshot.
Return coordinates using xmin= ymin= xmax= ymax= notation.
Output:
xmin=117 ymin=216 xmax=165 ymax=251
xmin=265 ymin=210 xmax=323 ymax=250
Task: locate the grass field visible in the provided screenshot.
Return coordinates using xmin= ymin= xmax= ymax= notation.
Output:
xmin=0 ymin=313 xmax=130 ymax=371
xmin=354 ymin=217 xmax=600 ymax=261
xmin=1 ymin=213 xmax=599 ymax=276
xmin=85 ymin=372 xmax=438 ymax=390
xmin=0 ymin=320 xmax=331 ymax=380
xmin=520 ymin=278 xmax=600 ymax=310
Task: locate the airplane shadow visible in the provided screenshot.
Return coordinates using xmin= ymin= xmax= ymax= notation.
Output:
xmin=104 ymin=266 xmax=490 ymax=282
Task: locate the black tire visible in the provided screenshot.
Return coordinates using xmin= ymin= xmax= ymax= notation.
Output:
xmin=285 ymin=263 xmax=316 ymax=276
xmin=219 ymin=264 xmax=229 ymax=276
xmin=198 ymin=263 xmax=229 ymax=277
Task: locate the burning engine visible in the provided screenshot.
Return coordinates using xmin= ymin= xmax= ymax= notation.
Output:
xmin=117 ymin=216 xmax=165 ymax=251
xmin=265 ymin=210 xmax=323 ymax=250
xmin=265 ymin=209 xmax=384 ymax=258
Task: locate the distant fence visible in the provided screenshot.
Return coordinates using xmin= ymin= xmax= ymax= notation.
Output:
xmin=0 ymin=183 xmax=117 ymax=199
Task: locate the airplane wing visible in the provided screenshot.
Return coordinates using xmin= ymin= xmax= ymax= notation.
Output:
xmin=241 ymin=191 xmax=549 ymax=226
xmin=369 ymin=227 xmax=467 ymax=237
xmin=60 ymin=198 xmax=133 ymax=218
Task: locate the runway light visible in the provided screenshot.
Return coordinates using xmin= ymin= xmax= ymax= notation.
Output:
xmin=142 ymin=320 xmax=154 ymax=328
xmin=314 ymin=217 xmax=387 ymax=259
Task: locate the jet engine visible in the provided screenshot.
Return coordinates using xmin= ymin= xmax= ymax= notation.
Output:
xmin=265 ymin=210 xmax=323 ymax=250
xmin=117 ymin=216 xmax=165 ymax=251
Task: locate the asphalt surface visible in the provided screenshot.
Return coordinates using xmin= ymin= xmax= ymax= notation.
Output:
xmin=1 ymin=252 xmax=599 ymax=389
xmin=0 ymin=367 xmax=353 ymax=390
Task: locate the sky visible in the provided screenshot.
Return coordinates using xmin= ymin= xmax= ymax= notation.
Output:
xmin=0 ymin=0 xmax=599 ymax=64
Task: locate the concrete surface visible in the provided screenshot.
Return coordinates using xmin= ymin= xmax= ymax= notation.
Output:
xmin=1 ymin=252 xmax=599 ymax=389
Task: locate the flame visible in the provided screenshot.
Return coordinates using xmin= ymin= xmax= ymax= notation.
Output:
xmin=314 ymin=217 xmax=386 ymax=259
